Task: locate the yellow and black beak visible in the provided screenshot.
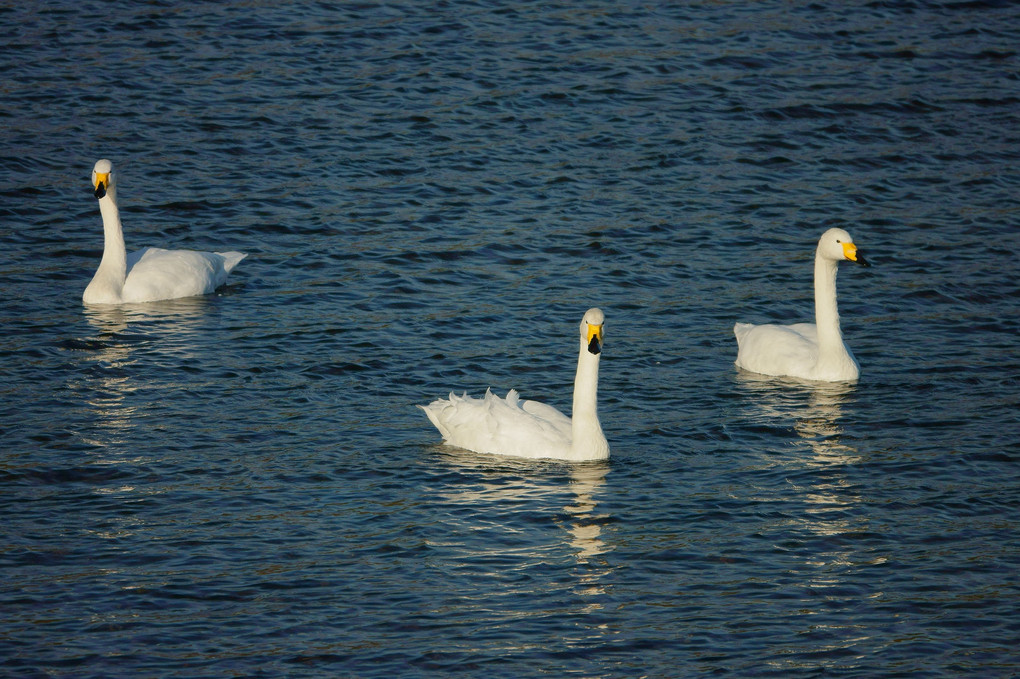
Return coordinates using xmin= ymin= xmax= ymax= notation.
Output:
xmin=842 ymin=241 xmax=870 ymax=267
xmin=586 ymin=323 xmax=603 ymax=355
xmin=93 ymin=172 xmax=109 ymax=199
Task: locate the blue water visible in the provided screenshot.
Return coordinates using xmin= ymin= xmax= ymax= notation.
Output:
xmin=2 ymin=2 xmax=1019 ymax=677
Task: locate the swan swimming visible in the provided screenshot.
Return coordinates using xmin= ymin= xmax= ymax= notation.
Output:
xmin=83 ymin=159 xmax=246 ymax=305
xmin=419 ymin=308 xmax=609 ymax=462
xmin=734 ymin=227 xmax=870 ymax=382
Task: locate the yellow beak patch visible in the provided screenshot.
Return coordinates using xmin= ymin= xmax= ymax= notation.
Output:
xmin=587 ymin=323 xmax=604 ymax=345
xmin=94 ymin=172 xmax=110 ymax=191
xmin=842 ymin=241 xmax=859 ymax=262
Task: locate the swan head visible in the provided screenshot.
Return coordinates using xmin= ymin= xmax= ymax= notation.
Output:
xmin=818 ymin=227 xmax=870 ymax=267
xmin=580 ymin=308 xmax=605 ymax=355
xmin=92 ymin=159 xmax=115 ymax=200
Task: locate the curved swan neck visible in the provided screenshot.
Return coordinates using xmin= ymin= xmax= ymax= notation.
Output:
xmin=96 ymin=192 xmax=127 ymax=281
xmin=83 ymin=190 xmax=128 ymax=303
xmin=571 ymin=340 xmax=607 ymax=458
xmin=572 ymin=345 xmax=600 ymax=417
xmin=813 ymin=250 xmax=844 ymax=353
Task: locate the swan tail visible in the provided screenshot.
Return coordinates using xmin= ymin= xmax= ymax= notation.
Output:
xmin=419 ymin=391 xmax=477 ymax=441
xmin=217 ymin=251 xmax=247 ymax=273
xmin=733 ymin=322 xmax=755 ymax=342
xmin=418 ymin=399 xmax=452 ymax=440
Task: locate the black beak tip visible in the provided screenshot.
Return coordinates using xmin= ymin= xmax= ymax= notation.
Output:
xmin=857 ymin=254 xmax=871 ymax=268
xmin=94 ymin=184 xmax=106 ymax=199
xmin=588 ymin=337 xmax=602 ymax=355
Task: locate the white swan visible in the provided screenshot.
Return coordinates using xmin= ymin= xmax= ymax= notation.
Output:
xmin=83 ymin=159 xmax=246 ymax=305
xmin=734 ymin=227 xmax=870 ymax=382
xmin=419 ymin=308 xmax=609 ymax=462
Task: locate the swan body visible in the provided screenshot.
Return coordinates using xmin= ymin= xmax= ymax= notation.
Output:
xmin=734 ymin=228 xmax=870 ymax=382
xmin=83 ymin=159 xmax=246 ymax=305
xmin=420 ymin=308 xmax=609 ymax=462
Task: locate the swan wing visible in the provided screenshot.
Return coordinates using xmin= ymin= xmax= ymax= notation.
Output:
xmin=521 ymin=398 xmax=571 ymax=433
xmin=419 ymin=389 xmax=572 ymax=459
xmin=121 ymin=247 xmax=246 ymax=303
xmin=734 ymin=322 xmax=819 ymax=378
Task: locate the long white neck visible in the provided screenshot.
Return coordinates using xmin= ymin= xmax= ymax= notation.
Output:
xmin=570 ymin=341 xmax=608 ymax=460
xmin=813 ymin=249 xmax=848 ymax=366
xmin=85 ymin=189 xmax=127 ymax=301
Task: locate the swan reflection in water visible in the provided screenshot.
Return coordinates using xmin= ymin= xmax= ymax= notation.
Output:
xmin=563 ymin=462 xmax=611 ymax=562
xmin=737 ymin=373 xmax=863 ymax=534
xmin=74 ymin=297 xmax=216 ymax=461
xmin=737 ymin=373 xmax=859 ymax=466
xmin=561 ymin=462 xmax=613 ymax=611
xmin=785 ymin=380 xmax=864 ymax=549
xmin=431 ymin=449 xmax=614 ymax=610
xmin=83 ymin=296 xmax=214 ymax=353
xmin=71 ymin=299 xmax=229 ymax=580
xmin=737 ymin=373 xmax=875 ymax=663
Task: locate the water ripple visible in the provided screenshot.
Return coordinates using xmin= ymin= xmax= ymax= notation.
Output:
xmin=1 ymin=1 xmax=1019 ymax=677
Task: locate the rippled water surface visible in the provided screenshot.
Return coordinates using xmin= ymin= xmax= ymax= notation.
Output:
xmin=2 ymin=2 xmax=1019 ymax=677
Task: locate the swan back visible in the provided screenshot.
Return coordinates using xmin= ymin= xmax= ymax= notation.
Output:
xmin=419 ymin=389 xmax=573 ymax=459
xmin=117 ymin=248 xmax=247 ymax=303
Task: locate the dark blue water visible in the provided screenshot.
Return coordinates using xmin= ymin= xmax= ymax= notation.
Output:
xmin=2 ymin=2 xmax=1019 ymax=677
